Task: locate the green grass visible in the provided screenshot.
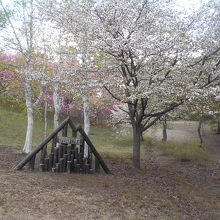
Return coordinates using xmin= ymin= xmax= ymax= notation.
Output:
xmin=0 ymin=106 xmax=135 ymax=158
xmin=158 ymin=140 xmax=209 ymax=161
xmin=0 ymin=106 xmax=208 ymax=161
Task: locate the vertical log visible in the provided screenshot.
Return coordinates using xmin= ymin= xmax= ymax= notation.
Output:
xmin=75 ymin=147 xmax=79 ymax=162
xmin=95 ymin=157 xmax=100 ymax=173
xmin=58 ymin=144 xmax=63 ymax=159
xmin=62 ymin=125 xmax=68 ymax=159
xmin=51 ymin=135 xmax=57 ymax=153
xmin=70 ymin=154 xmax=74 ymax=163
xmin=73 ymin=159 xmax=77 ymax=173
xmin=87 ymin=151 xmax=92 ymax=169
xmin=82 ymin=158 xmax=86 ymax=173
xmin=49 ymin=153 xmax=54 ymax=171
xmin=67 ymin=161 xmax=72 ymax=173
xmin=89 ymin=168 xmax=94 ymax=174
xmin=85 ymin=163 xmax=90 ymax=174
xmin=67 ymin=145 xmax=72 ymax=161
xmin=60 ymin=158 xmax=64 ymax=172
xmin=71 ymin=127 xmax=77 ymax=150
xmin=40 ymin=145 xmax=47 ymax=164
xmin=45 ymin=158 xmax=49 ymax=171
xmin=39 ymin=164 xmax=45 ymax=172
xmin=29 ymin=154 xmax=36 ymax=170
xmin=80 ymin=138 xmax=84 ymax=155
xmin=76 ymin=164 xmax=80 ymax=173
xmin=53 ymin=147 xmax=58 ymax=167
xmin=56 ymin=163 xmax=60 ymax=173
xmin=63 ymin=154 xmax=68 ymax=172
xmin=78 ymin=153 xmax=83 ymax=166
xmin=63 ymin=144 xmax=67 ymax=155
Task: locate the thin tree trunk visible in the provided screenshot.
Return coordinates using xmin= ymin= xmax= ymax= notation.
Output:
xmin=83 ymin=95 xmax=90 ymax=158
xmin=216 ymin=121 xmax=220 ymax=134
xmin=44 ymin=95 xmax=47 ymax=138
xmin=198 ymin=119 xmax=203 ymax=148
xmin=162 ymin=117 xmax=167 ymax=142
xmin=140 ymin=133 xmax=144 ymax=142
xmin=132 ymin=125 xmax=141 ymax=169
xmin=23 ymin=80 xmax=33 ymax=154
xmin=53 ymin=86 xmax=60 ymax=129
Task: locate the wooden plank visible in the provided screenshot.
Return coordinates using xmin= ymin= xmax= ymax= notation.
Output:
xmin=78 ymin=126 xmax=111 ymax=174
xmin=14 ymin=117 xmax=71 ymax=170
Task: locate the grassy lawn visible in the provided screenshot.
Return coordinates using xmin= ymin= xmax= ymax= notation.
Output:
xmin=0 ymin=107 xmax=220 ymax=220
xmin=0 ymin=107 xmax=135 ymax=159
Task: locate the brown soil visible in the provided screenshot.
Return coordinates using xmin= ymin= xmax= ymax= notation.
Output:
xmin=0 ymin=130 xmax=219 ymax=220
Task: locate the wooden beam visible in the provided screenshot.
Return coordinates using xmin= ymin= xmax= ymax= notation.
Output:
xmin=14 ymin=117 xmax=70 ymax=170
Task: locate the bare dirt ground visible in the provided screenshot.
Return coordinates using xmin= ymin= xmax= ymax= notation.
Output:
xmin=0 ymin=123 xmax=219 ymax=220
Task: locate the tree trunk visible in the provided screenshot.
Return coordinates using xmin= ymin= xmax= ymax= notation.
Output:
xmin=83 ymin=95 xmax=90 ymax=158
xmin=44 ymin=96 xmax=47 ymax=138
xmin=23 ymin=80 xmax=33 ymax=154
xmin=162 ymin=118 xmax=167 ymax=142
xmin=198 ymin=119 xmax=203 ymax=148
xmin=132 ymin=125 xmax=141 ymax=169
xmin=53 ymin=86 xmax=60 ymax=129
xmin=216 ymin=121 xmax=220 ymax=134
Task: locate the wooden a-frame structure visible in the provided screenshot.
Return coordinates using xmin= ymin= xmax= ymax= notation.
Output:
xmin=14 ymin=117 xmax=111 ymax=174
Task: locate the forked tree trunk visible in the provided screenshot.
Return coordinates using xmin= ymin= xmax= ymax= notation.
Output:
xmin=83 ymin=95 xmax=90 ymax=158
xmin=132 ymin=125 xmax=141 ymax=169
xmin=23 ymin=80 xmax=33 ymax=154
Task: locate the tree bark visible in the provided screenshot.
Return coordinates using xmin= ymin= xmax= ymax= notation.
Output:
xmin=53 ymin=85 xmax=62 ymax=129
xmin=83 ymin=95 xmax=90 ymax=158
xmin=162 ymin=117 xmax=167 ymax=142
xmin=23 ymin=80 xmax=33 ymax=154
xmin=216 ymin=121 xmax=220 ymax=134
xmin=44 ymin=95 xmax=48 ymax=138
xmin=132 ymin=125 xmax=141 ymax=169
xmin=198 ymin=119 xmax=203 ymax=148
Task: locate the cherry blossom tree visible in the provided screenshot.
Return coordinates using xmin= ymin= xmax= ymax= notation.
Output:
xmin=40 ymin=0 xmax=220 ymax=168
